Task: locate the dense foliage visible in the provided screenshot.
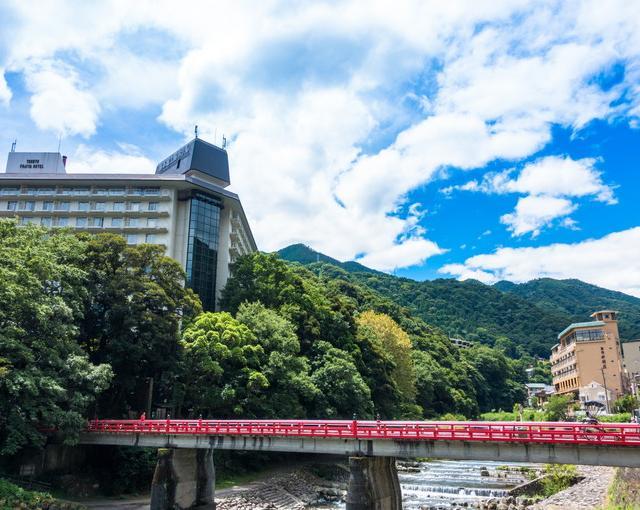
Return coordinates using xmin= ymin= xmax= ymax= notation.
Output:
xmin=78 ymin=234 xmax=201 ymax=417
xmin=0 ymin=220 xmax=199 ymax=454
xmin=279 ymin=244 xmax=640 ymax=354
xmin=495 ymin=278 xmax=640 ymax=341
xmin=0 ymin=222 xmax=112 ymax=454
xmin=213 ymin=252 xmax=529 ymax=420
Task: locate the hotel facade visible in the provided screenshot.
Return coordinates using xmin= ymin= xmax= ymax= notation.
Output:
xmin=550 ymin=310 xmax=625 ymax=401
xmin=0 ymin=139 xmax=256 ymax=310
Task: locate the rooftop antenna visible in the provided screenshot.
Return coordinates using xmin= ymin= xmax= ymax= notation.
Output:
xmin=194 ymin=125 xmax=199 ymax=139
xmin=10 ymin=139 xmax=17 ymax=152
xmin=222 ymin=135 xmax=227 ymax=149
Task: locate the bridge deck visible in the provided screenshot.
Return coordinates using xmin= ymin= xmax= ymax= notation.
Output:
xmin=86 ymin=419 xmax=640 ymax=446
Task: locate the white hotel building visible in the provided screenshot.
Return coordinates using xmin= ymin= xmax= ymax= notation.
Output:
xmin=0 ymin=138 xmax=256 ymax=310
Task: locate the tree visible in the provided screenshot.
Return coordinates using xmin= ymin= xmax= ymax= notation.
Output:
xmin=77 ymin=234 xmax=201 ymax=417
xmin=310 ymin=342 xmax=373 ymax=418
xmin=235 ymin=302 xmax=318 ymax=417
xmin=613 ymin=394 xmax=639 ymax=414
xmin=356 ymin=311 xmax=416 ymax=402
xmin=0 ymin=221 xmax=112 ymax=453
xmin=180 ymin=306 xmax=318 ymax=418
xmin=545 ymin=394 xmax=573 ymax=421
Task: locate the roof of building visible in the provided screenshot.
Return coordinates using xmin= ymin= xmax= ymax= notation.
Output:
xmin=558 ymin=320 xmax=605 ymax=339
xmin=590 ymin=310 xmax=619 ymax=317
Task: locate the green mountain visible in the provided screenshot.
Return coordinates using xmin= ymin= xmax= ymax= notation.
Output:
xmin=275 ymin=244 xmax=640 ymax=356
xmin=494 ymin=278 xmax=640 ymax=342
xmin=277 ymin=243 xmax=380 ymax=274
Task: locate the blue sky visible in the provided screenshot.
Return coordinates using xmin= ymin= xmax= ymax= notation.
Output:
xmin=0 ymin=1 xmax=639 ymax=296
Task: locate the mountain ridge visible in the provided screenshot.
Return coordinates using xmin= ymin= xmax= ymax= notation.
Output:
xmin=275 ymin=244 xmax=640 ymax=354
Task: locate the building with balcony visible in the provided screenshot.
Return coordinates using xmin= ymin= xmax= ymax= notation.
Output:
xmin=0 ymin=138 xmax=256 ymax=310
xmin=550 ymin=310 xmax=624 ymax=400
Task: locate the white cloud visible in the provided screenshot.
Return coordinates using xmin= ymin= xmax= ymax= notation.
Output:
xmin=0 ymin=69 xmax=11 ymax=106
xmin=495 ymin=156 xmax=615 ymax=203
xmin=440 ymin=227 xmax=640 ymax=297
xmin=26 ymin=62 xmax=100 ymax=138
xmin=358 ymin=237 xmax=446 ymax=272
xmin=0 ymin=1 xmax=639 ymax=268
xmin=500 ymin=195 xmax=577 ymax=237
xmin=449 ymin=156 xmax=616 ymax=236
xmin=68 ymin=144 xmax=155 ymax=174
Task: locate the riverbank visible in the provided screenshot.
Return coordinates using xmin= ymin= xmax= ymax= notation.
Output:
xmin=530 ymin=466 xmax=614 ymax=510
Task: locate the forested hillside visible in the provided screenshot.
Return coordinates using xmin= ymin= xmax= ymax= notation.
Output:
xmin=494 ymin=278 xmax=640 ymax=341
xmin=1 ymin=221 xmax=534 ymax=456
xmin=277 ymin=244 xmax=640 ymax=356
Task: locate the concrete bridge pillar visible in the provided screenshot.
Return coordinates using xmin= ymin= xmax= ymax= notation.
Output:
xmin=150 ymin=448 xmax=215 ymax=509
xmin=345 ymin=456 xmax=402 ymax=510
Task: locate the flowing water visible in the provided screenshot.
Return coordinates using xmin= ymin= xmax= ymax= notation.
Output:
xmin=315 ymin=460 xmax=540 ymax=509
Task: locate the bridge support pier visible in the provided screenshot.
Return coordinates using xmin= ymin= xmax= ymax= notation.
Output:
xmin=345 ymin=456 xmax=402 ymax=510
xmin=150 ymin=448 xmax=215 ymax=509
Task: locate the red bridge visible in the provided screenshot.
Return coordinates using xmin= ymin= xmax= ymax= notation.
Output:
xmin=80 ymin=419 xmax=640 ymax=510
xmin=86 ymin=418 xmax=640 ymax=446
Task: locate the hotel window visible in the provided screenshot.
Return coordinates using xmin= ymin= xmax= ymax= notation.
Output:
xmin=55 ymin=202 xmax=70 ymax=211
xmin=61 ymin=187 xmax=75 ymax=195
xmin=90 ymin=217 xmax=104 ymax=228
xmin=37 ymin=187 xmax=55 ymax=195
xmin=144 ymin=187 xmax=160 ymax=196
xmin=128 ymin=202 xmax=141 ymax=212
xmin=72 ymin=187 xmax=90 ymax=196
xmin=113 ymin=202 xmax=125 ymax=212
xmin=185 ymin=193 xmax=221 ymax=311
xmin=109 ymin=187 xmax=125 ymax=196
xmin=42 ymin=201 xmax=54 ymax=211
xmin=56 ymin=217 xmax=69 ymax=227
xmin=94 ymin=202 xmax=106 ymax=211
xmin=111 ymin=217 xmax=123 ymax=227
xmin=76 ymin=217 xmax=88 ymax=227
xmin=148 ymin=202 xmax=159 ymax=211
xmin=20 ymin=201 xmax=36 ymax=211
xmin=126 ymin=218 xmax=139 ymax=227
xmin=0 ymin=186 xmax=19 ymax=195
xmin=6 ymin=201 xmax=17 ymax=211
xmin=147 ymin=218 xmax=158 ymax=228
xmin=93 ymin=187 xmax=108 ymax=195
xmin=145 ymin=234 xmax=157 ymax=243
xmin=131 ymin=187 xmax=145 ymax=196
xmin=127 ymin=234 xmax=137 ymax=244
xmin=40 ymin=217 xmax=52 ymax=227
xmin=78 ymin=202 xmax=90 ymax=212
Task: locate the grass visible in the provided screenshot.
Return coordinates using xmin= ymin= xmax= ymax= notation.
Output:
xmin=600 ymin=468 xmax=640 ymax=510
xmin=0 ymin=478 xmax=86 ymax=510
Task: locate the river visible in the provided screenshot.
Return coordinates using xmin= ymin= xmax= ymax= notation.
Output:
xmin=316 ymin=459 xmax=540 ymax=510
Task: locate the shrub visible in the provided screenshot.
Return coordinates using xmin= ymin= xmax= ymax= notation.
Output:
xmin=541 ymin=464 xmax=578 ymax=496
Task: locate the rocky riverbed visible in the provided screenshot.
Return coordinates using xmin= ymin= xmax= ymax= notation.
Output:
xmin=214 ymin=462 xmax=615 ymax=510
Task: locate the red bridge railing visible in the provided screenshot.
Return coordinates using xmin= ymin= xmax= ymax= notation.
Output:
xmin=86 ymin=419 xmax=640 ymax=447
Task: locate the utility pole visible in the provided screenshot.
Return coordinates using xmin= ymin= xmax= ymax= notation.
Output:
xmin=146 ymin=377 xmax=154 ymax=418
xmin=601 ymin=367 xmax=611 ymax=414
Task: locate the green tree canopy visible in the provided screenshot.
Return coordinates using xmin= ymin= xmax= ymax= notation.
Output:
xmin=77 ymin=234 xmax=201 ymax=417
xmin=180 ymin=305 xmax=318 ymax=418
xmin=0 ymin=221 xmax=112 ymax=454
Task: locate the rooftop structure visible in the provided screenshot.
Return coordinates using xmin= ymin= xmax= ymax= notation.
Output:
xmin=1 ymin=139 xmax=256 ymax=310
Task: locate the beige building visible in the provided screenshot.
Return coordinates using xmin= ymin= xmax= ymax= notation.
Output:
xmin=550 ymin=310 xmax=624 ymax=400
xmin=623 ymin=340 xmax=640 ymax=377
xmin=0 ymin=139 xmax=256 ymax=311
